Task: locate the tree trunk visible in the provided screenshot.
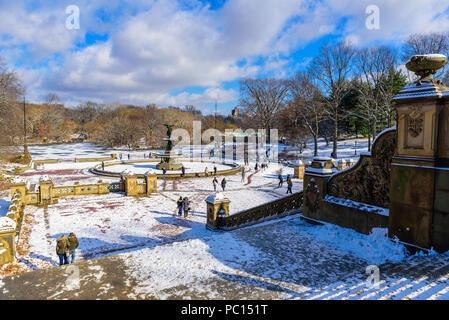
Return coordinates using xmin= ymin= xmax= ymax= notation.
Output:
xmin=313 ymin=135 xmax=318 ymax=157
xmin=331 ymin=116 xmax=338 ymax=158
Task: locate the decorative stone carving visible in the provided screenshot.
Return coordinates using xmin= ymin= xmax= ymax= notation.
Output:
xmin=305 ymin=178 xmax=320 ymax=214
xmin=407 ymin=111 xmax=425 ymax=138
xmin=327 ymin=128 xmax=396 ymax=208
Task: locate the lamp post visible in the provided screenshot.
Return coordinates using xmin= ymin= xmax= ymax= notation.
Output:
xmin=23 ymin=96 xmax=28 ymax=155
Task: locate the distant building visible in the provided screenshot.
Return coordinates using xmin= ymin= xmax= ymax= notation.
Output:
xmin=231 ymin=106 xmax=239 ymax=117
xmin=70 ymin=133 xmax=88 ymax=143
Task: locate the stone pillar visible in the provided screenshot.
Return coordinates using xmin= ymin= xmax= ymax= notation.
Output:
xmin=97 ymin=180 xmax=110 ymax=194
xmin=294 ymin=161 xmax=305 ymax=179
xmin=9 ymin=178 xmax=28 ymax=204
xmin=145 ymin=170 xmax=157 ymax=195
xmin=39 ymin=175 xmax=54 ymax=205
xmin=302 ymin=157 xmax=334 ymax=220
xmin=389 ymin=54 xmax=449 ymax=251
xmin=337 ymin=159 xmax=346 ymax=171
xmin=205 ymin=193 xmax=231 ymax=230
xmin=0 ymin=217 xmax=17 ymax=266
xmin=124 ymin=173 xmax=138 ymax=196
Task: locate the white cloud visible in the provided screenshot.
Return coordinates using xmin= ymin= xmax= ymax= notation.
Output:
xmin=2 ymin=0 xmax=449 ymax=108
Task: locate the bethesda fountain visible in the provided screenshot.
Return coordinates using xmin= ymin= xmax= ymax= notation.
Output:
xmin=156 ymin=124 xmax=183 ymax=170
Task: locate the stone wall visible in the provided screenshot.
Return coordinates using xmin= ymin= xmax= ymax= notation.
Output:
xmin=302 ymin=128 xmax=396 ymax=235
xmin=208 ymin=191 xmax=303 ymax=231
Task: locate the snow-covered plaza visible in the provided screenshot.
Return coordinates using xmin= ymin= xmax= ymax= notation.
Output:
xmin=2 ymin=141 xmax=449 ymax=300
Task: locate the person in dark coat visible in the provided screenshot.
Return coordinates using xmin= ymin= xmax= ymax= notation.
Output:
xmin=56 ymin=235 xmax=69 ymax=265
xmin=212 ymin=177 xmax=218 ymax=191
xmin=278 ymin=174 xmax=284 ymax=188
xmin=286 ymin=178 xmax=293 ymax=194
xmin=221 ymin=178 xmax=227 ymax=191
xmin=214 ymin=165 xmax=217 ymax=176
xmin=101 ymin=161 xmax=105 ymax=171
xmin=67 ymin=233 xmax=79 ymax=263
xmin=183 ymin=197 xmax=190 ymax=218
xmin=177 ymin=197 xmax=183 ymax=216
xmin=162 ymin=168 xmax=166 ymax=180
xmin=181 ymin=165 xmax=185 ymax=177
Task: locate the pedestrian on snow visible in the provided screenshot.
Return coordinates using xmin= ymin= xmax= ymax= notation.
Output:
xmin=101 ymin=161 xmax=105 ymax=171
xmin=221 ymin=178 xmax=227 ymax=191
xmin=278 ymin=174 xmax=284 ymax=188
xmin=183 ymin=197 xmax=190 ymax=218
xmin=212 ymin=177 xmax=218 ymax=191
xmin=162 ymin=168 xmax=166 ymax=180
xmin=56 ymin=234 xmax=69 ymax=266
xmin=287 ymin=178 xmax=293 ymax=194
xmin=214 ymin=165 xmax=217 ymax=176
xmin=120 ymin=153 xmax=123 ymax=160
xmin=255 ymin=163 xmax=259 ymax=171
xmin=241 ymin=168 xmax=246 ymax=183
xmin=177 ymin=196 xmax=183 ymax=216
xmin=128 ymin=154 xmax=130 ymax=160
xmin=204 ymin=167 xmax=209 ymax=177
xmin=67 ymin=232 xmax=79 ymax=263
xmin=181 ymin=165 xmax=185 ymax=177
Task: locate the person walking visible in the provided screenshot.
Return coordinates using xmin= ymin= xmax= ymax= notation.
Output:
xmin=128 ymin=153 xmax=130 ymax=160
xmin=120 ymin=153 xmax=123 ymax=160
xmin=101 ymin=161 xmax=105 ymax=171
xmin=278 ymin=174 xmax=284 ymax=188
xmin=177 ymin=196 xmax=183 ymax=216
xmin=212 ymin=177 xmax=218 ymax=191
xmin=56 ymin=234 xmax=69 ymax=266
xmin=162 ymin=168 xmax=166 ymax=180
xmin=221 ymin=177 xmax=227 ymax=191
xmin=286 ymin=178 xmax=293 ymax=194
xmin=213 ymin=165 xmax=217 ymax=176
xmin=183 ymin=197 xmax=190 ymax=218
xmin=181 ymin=165 xmax=185 ymax=177
xmin=241 ymin=167 xmax=246 ymax=183
xmin=255 ymin=163 xmax=259 ymax=171
xmin=204 ymin=167 xmax=209 ymax=177
xmin=67 ymin=232 xmax=79 ymax=264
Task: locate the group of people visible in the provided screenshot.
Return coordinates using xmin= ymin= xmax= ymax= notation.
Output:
xmin=278 ymin=174 xmax=293 ymax=194
xmin=176 ymin=197 xmax=191 ymax=218
xmin=212 ymin=176 xmax=227 ymax=191
xmin=56 ymin=233 xmax=79 ymax=265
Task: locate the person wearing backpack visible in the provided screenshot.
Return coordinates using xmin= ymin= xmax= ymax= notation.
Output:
xmin=177 ymin=197 xmax=183 ymax=216
xmin=56 ymin=235 xmax=69 ymax=266
xmin=67 ymin=233 xmax=79 ymax=263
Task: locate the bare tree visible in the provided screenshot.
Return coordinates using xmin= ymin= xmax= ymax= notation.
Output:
xmin=239 ymin=78 xmax=289 ymax=139
xmin=310 ymin=41 xmax=356 ymax=158
xmin=354 ymin=46 xmax=399 ymax=149
xmin=0 ymin=57 xmax=24 ymax=150
xmin=288 ymin=71 xmax=325 ymax=156
xmin=402 ymin=32 xmax=449 ymax=84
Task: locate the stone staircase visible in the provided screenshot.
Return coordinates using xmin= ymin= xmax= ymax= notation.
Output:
xmin=292 ymin=253 xmax=449 ymax=300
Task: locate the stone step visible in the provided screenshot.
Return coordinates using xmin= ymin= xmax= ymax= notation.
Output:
xmin=402 ymin=270 xmax=449 ymax=300
xmin=323 ymin=280 xmax=369 ymax=300
xmin=303 ymin=282 xmax=347 ymax=300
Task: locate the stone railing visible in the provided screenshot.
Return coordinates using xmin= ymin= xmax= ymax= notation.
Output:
xmin=207 ymin=191 xmax=303 ymax=231
xmin=91 ymin=159 xmax=242 ymax=179
xmin=33 ymin=154 xmax=117 ymax=166
xmin=302 ymin=128 xmax=396 ymax=235
xmin=9 ymin=172 xmax=157 ymax=206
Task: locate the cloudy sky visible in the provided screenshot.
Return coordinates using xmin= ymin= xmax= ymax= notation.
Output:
xmin=1 ymin=0 xmax=449 ymax=114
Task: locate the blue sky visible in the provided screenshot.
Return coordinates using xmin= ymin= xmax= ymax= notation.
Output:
xmin=1 ymin=0 xmax=449 ymax=115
